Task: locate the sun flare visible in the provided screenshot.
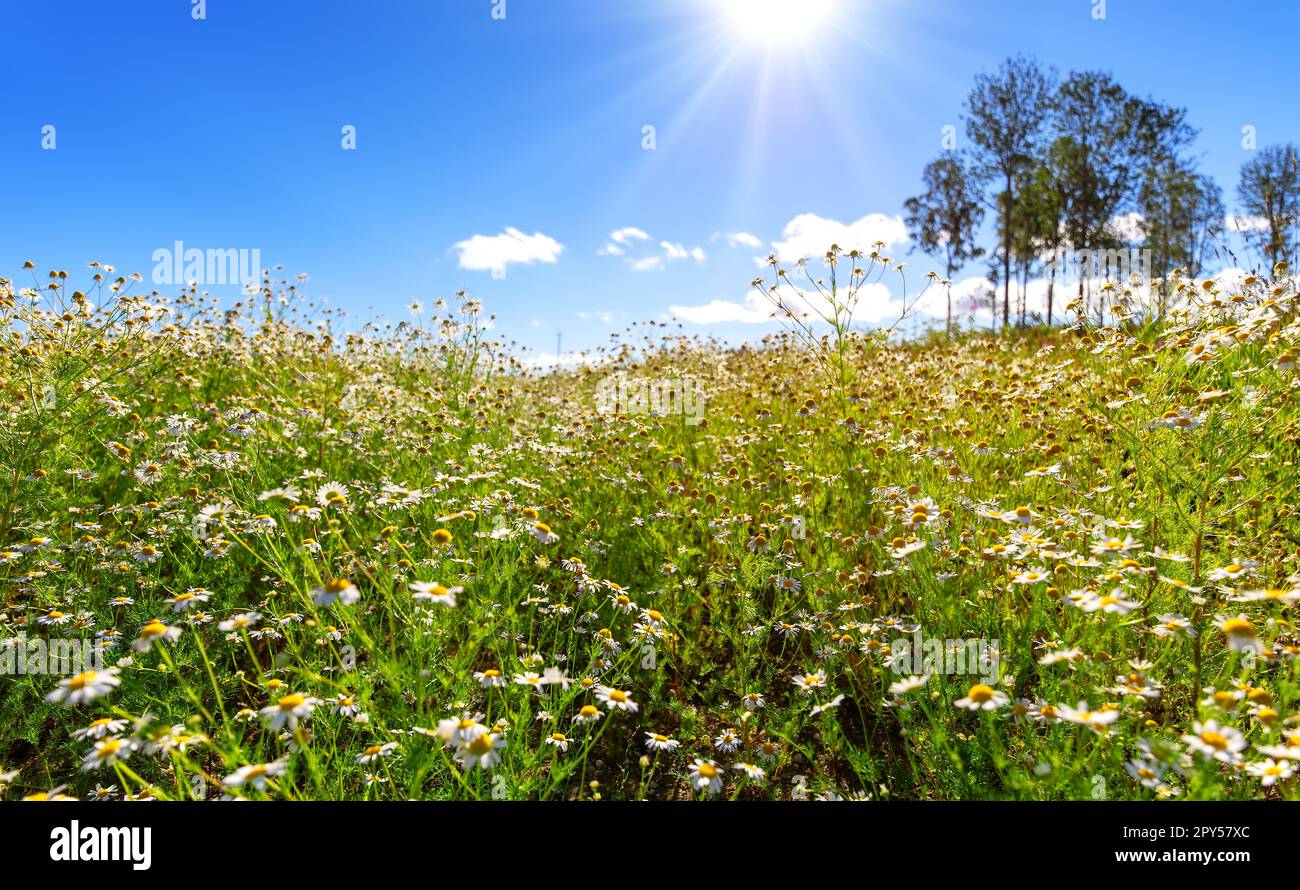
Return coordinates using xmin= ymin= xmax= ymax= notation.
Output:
xmin=719 ymin=0 xmax=836 ymax=44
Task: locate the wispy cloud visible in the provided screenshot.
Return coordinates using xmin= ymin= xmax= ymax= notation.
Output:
xmin=714 ymin=231 xmax=764 ymax=249
xmin=599 ymin=227 xmax=706 ymax=271
xmin=661 ymin=241 xmax=707 ymax=263
xmin=598 ymin=227 xmax=652 ymax=256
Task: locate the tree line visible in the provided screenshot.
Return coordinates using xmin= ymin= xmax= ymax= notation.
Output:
xmin=904 ymin=55 xmax=1300 ymax=332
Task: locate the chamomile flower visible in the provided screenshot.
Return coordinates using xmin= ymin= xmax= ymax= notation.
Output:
xmin=435 ymin=715 xmax=489 ymax=746
xmin=81 ymin=736 xmax=136 ymax=771
xmin=75 ymin=718 xmax=129 ymax=740
xmin=1245 ymin=758 xmax=1293 ymax=787
xmin=356 ymin=742 xmax=399 ymax=764
xmin=594 ymin=686 xmax=639 ymax=712
xmin=47 ymin=668 xmax=121 ymax=706
xmin=792 ymin=670 xmax=827 ymax=694
xmin=165 ymin=588 xmax=213 ymax=612
xmin=529 ymin=522 xmax=559 ymax=544
xmin=457 ymin=731 xmax=505 ymax=770
xmin=410 ymin=580 xmax=461 ymax=606
xmin=312 ymin=578 xmax=360 ymax=607
xmin=223 ymin=759 xmax=289 ymax=790
xmin=1057 ymin=701 xmax=1121 ymax=734
xmin=315 ymin=481 xmax=350 ymax=507
xmin=1184 ymin=720 xmax=1247 ymax=764
xmin=260 ymin=692 xmax=320 ymax=730
xmin=474 ymin=668 xmax=507 ymax=688
xmin=1216 ymin=615 xmax=1261 ymax=652
xmin=713 ymin=728 xmax=741 ymax=753
xmin=888 ymin=674 xmax=930 ymax=696
xmin=954 ymin=683 xmax=1009 ymax=711
xmin=688 ymin=759 xmax=724 ymax=796
xmin=645 ymin=732 xmax=680 ymax=753
xmin=130 ymin=618 xmax=182 ymax=652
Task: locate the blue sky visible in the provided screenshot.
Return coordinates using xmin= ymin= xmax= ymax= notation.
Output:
xmin=3 ymin=0 xmax=1297 ymax=361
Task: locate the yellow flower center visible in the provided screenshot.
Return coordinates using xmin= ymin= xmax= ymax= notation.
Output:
xmin=1200 ymin=730 xmax=1228 ymax=750
xmin=1222 ymin=618 xmax=1255 ymax=636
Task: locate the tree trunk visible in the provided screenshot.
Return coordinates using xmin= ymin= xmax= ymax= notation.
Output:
xmin=1003 ymin=172 xmax=1012 ymax=329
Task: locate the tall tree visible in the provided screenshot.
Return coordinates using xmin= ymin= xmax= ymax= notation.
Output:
xmin=1139 ymin=159 xmax=1224 ymax=315
xmin=1019 ymin=154 xmax=1069 ymax=326
xmin=903 ymin=152 xmax=986 ymax=335
xmin=1050 ymin=71 xmax=1195 ymax=319
xmin=1236 ymin=143 xmax=1300 ymax=268
xmin=964 ymin=56 xmax=1055 ymax=329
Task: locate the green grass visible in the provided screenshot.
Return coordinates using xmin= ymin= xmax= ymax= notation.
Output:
xmin=1 ymin=259 xmax=1298 ymax=801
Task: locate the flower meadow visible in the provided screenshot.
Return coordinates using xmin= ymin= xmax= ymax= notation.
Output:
xmin=2 ymin=251 xmax=1299 ymax=802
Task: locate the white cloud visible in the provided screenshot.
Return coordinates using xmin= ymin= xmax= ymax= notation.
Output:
xmin=660 ymin=241 xmax=707 ymax=263
xmin=599 ymin=227 xmax=651 ymax=256
xmin=669 ymin=281 xmax=904 ymax=326
xmin=672 ymin=263 xmax=1276 ymax=333
xmin=769 ymin=212 xmax=910 ymax=262
xmin=662 ymin=241 xmax=690 ymax=260
xmin=716 ymin=231 xmax=763 ymax=249
xmin=522 ymin=350 xmax=610 ymax=371
xmin=1109 ymin=211 xmax=1146 ymax=243
xmin=610 ymin=227 xmax=650 ymax=245
xmin=454 ymin=227 xmax=564 ymax=276
xmin=1226 ymin=213 xmax=1270 ymax=233
xmin=669 ymin=294 xmax=773 ymax=324
xmin=601 ymin=229 xmax=707 ymax=271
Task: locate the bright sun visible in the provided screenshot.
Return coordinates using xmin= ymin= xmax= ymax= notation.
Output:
xmin=720 ymin=0 xmax=835 ymax=44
